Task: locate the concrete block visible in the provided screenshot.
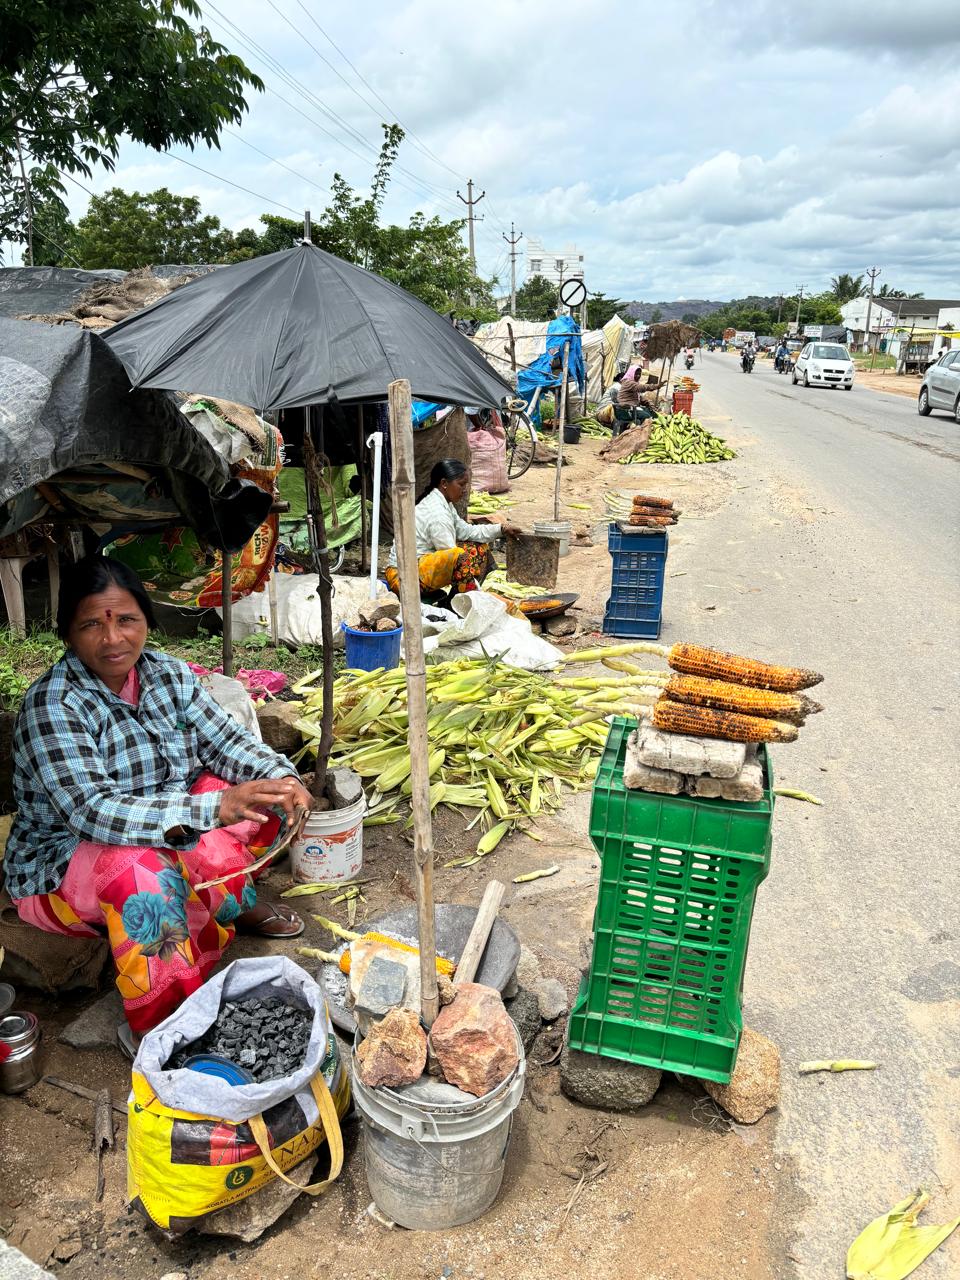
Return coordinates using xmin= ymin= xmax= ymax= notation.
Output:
xmin=686 ymin=747 xmax=763 ymax=802
xmin=635 ymin=722 xmax=746 ymax=779
xmin=326 ymin=766 xmax=363 ymax=809
xmin=623 ymin=734 xmax=684 ymax=794
xmin=560 ymin=1038 xmax=662 ymax=1110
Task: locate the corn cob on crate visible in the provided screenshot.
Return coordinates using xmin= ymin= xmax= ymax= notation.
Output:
xmin=602 ymin=524 xmax=668 ymax=640
xmin=567 ymin=717 xmax=774 ymax=1082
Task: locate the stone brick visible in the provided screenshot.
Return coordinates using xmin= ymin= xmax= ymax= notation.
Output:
xmin=635 ymin=722 xmax=746 ymax=779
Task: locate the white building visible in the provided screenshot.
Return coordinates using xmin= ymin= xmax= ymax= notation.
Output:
xmin=524 ymin=238 xmax=585 ymax=286
xmin=839 ymin=297 xmax=896 ymax=349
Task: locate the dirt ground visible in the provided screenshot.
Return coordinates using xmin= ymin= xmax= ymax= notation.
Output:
xmin=853 ymin=368 xmax=924 ymax=399
xmin=1 ymin=425 xmax=804 ymax=1280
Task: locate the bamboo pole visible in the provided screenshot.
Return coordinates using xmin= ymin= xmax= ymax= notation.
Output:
xmin=387 ymin=378 xmax=439 ymax=1027
xmin=303 ymin=413 xmax=335 ymax=801
xmin=552 ymin=338 xmax=571 ymax=522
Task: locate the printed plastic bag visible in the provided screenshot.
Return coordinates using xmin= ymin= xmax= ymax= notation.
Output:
xmin=127 ymin=956 xmax=349 ymax=1235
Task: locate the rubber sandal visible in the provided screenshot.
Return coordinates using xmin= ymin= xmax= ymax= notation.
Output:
xmin=117 ymin=1022 xmax=140 ymax=1062
xmin=238 ymin=902 xmax=305 ymax=939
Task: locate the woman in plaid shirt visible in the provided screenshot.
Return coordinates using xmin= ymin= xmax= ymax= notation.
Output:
xmin=4 ymin=558 xmax=313 ymax=1050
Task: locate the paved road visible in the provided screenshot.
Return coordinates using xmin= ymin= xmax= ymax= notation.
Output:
xmin=667 ymin=353 xmax=960 ymax=1276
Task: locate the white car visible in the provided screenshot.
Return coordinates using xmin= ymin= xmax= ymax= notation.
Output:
xmin=793 ymin=342 xmax=855 ymax=390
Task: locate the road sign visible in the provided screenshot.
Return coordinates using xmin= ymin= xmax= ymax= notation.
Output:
xmin=559 ymin=277 xmax=586 ymax=308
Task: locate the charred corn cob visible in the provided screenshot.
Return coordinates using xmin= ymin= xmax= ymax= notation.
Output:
xmin=633 ymin=504 xmax=681 ymax=517
xmin=665 ymin=643 xmax=823 ymax=691
xmin=632 ymin=495 xmax=674 ymax=509
xmin=629 ymin=514 xmax=675 ymax=526
xmin=651 ymin=699 xmax=798 ymax=743
xmin=663 ymin=674 xmax=821 ymax=724
xmin=338 ymin=933 xmax=456 ymax=976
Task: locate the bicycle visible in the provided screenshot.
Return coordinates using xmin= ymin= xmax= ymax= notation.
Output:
xmin=502 ymin=401 xmax=538 ymax=479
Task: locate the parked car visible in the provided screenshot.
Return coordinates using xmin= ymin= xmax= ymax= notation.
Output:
xmin=792 ymin=342 xmax=855 ymax=390
xmin=918 ymin=349 xmax=960 ymax=421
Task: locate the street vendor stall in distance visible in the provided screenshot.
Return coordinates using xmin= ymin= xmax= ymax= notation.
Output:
xmin=384 ymin=459 xmax=521 ymax=606
xmin=2 ymin=557 xmax=313 ymax=1054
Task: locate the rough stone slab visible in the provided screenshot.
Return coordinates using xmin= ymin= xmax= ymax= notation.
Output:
xmin=515 ymin=944 xmax=541 ymax=991
xmin=0 ymin=1239 xmax=57 ymax=1279
xmin=356 ymin=1007 xmax=427 ymax=1088
xmin=703 ymin=1026 xmax=780 ymax=1123
xmin=505 ymin=987 xmax=541 ymax=1053
xmin=58 ymin=988 xmax=124 ymax=1050
xmin=199 ymin=1153 xmax=318 ymax=1241
xmin=326 ymin=766 xmax=363 ymax=810
xmin=349 ymin=939 xmax=420 ymax=1014
xmin=635 ymin=722 xmax=746 ymax=779
xmin=255 ymin=700 xmax=302 ymax=755
xmin=543 ymin=614 xmax=578 ymax=638
xmin=429 ymin=982 xmax=518 ymax=1097
xmin=534 ymin=977 xmax=568 ymax=1022
xmin=623 ymin=734 xmax=684 ymax=794
xmin=560 ymin=1038 xmax=662 ymax=1110
xmin=687 ymin=747 xmax=763 ymax=802
xmin=358 ymin=590 xmax=400 ymax=626
xmin=356 ymin=954 xmax=408 ymax=1036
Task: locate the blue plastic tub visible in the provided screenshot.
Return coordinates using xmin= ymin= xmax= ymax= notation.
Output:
xmin=341 ymin=621 xmax=403 ymax=671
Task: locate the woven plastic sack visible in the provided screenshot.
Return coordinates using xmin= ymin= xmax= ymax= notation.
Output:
xmin=127 ymin=956 xmax=349 ymax=1235
xmin=467 ymin=420 xmax=509 ymax=494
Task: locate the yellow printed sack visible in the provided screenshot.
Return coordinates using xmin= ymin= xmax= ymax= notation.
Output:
xmin=126 ymin=956 xmax=350 ymax=1234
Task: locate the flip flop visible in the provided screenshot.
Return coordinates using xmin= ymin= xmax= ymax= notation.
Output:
xmin=238 ymin=902 xmax=305 ymax=939
xmin=117 ymin=1023 xmax=140 ymax=1062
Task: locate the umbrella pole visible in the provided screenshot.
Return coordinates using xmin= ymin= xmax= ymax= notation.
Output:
xmin=221 ymin=552 xmax=233 ymax=677
xmin=552 ymin=339 xmax=571 ymax=523
xmin=387 ymin=377 xmax=439 ymax=1028
xmin=303 ymin=416 xmax=336 ymax=802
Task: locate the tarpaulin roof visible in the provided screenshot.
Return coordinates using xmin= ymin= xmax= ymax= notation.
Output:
xmin=516 ymin=316 xmax=586 ymax=406
xmin=104 ymin=243 xmax=515 ymax=412
xmin=0 ymin=318 xmax=269 ymax=549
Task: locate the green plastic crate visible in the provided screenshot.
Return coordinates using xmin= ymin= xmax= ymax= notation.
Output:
xmin=567 ymin=717 xmax=774 ymax=1082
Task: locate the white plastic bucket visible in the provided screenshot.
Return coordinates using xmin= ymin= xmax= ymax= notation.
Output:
xmin=290 ymin=796 xmax=366 ymax=883
xmin=533 ymin=518 xmax=572 ymax=557
xmin=352 ymin=1026 xmax=525 ymax=1230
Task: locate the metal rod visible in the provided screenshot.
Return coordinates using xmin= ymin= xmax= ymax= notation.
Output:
xmin=366 ymin=430 xmax=384 ymax=598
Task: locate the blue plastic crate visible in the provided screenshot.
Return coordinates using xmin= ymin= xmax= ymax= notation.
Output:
xmin=602 ymin=609 xmax=662 ymax=639
xmin=607 ymin=524 xmax=668 ymax=557
xmin=602 ymin=524 xmax=667 ymax=638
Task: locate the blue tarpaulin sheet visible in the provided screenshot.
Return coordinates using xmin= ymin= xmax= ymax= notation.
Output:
xmin=516 ymin=317 xmax=585 ymax=421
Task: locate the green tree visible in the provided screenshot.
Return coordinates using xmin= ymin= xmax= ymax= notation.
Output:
xmin=73 ymin=187 xmax=233 ymax=269
xmin=830 ymin=273 xmax=865 ymax=303
xmin=512 ymin=274 xmax=558 ymax=322
xmin=877 ymin=284 xmax=922 ymax=299
xmin=0 ymin=0 xmax=261 ymax=257
xmin=649 ymin=306 xmax=664 ymax=323
xmin=587 ymin=291 xmax=625 ymax=329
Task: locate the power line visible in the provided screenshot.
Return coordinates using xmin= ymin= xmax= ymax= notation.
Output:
xmin=163 ymin=151 xmax=302 ymax=215
xmin=224 ymin=127 xmax=332 ymax=199
xmin=291 ymin=0 xmax=465 ymax=183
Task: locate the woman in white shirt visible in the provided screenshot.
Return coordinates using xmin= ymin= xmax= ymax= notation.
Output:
xmin=385 ymin=460 xmax=521 ymax=601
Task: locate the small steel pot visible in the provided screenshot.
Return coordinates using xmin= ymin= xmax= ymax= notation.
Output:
xmin=0 ymin=1011 xmax=42 ymax=1094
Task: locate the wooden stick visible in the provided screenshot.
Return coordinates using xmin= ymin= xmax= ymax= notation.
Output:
xmin=454 ymin=880 xmax=505 ymax=986
xmin=42 ymin=1076 xmax=126 ymax=1120
xmin=304 ymin=413 xmax=335 ymax=801
xmin=221 ymin=550 xmax=233 ymax=677
xmin=552 ymin=338 xmax=571 ymax=522
xmin=94 ymin=1087 xmax=115 ymax=1203
xmin=387 ymin=378 xmax=439 ymax=1028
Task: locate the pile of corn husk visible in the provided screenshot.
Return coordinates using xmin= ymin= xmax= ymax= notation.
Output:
xmin=290 ymin=658 xmax=607 ymax=864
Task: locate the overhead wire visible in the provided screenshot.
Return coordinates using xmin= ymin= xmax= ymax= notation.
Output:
xmin=162 ymin=152 xmax=302 ymax=215
xmin=223 ymin=127 xmax=332 ymax=199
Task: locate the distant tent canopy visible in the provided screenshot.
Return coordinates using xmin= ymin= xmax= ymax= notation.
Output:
xmin=515 ymin=317 xmax=586 ymax=416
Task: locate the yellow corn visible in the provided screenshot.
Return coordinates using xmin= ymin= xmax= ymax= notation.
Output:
xmin=666 ymin=643 xmax=823 ymax=692
xmin=652 ymin=699 xmax=798 ymax=743
xmin=338 ymin=933 xmax=455 ymax=976
xmin=663 ymin=674 xmax=818 ymax=723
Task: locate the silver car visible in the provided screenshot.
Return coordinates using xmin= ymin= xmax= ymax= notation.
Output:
xmin=918 ymin=349 xmax=960 ymax=422
xmin=792 ymin=342 xmax=855 ymax=390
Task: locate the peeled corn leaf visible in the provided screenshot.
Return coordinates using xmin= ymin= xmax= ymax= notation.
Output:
xmin=773 ymin=787 xmax=824 ymax=805
xmin=296 ymin=946 xmax=340 ymax=964
xmin=513 ymin=865 xmax=560 ymax=883
xmin=846 ymin=1189 xmax=960 ymax=1280
xmin=311 ymin=915 xmax=361 ymax=942
xmin=280 ymin=882 xmax=343 ymax=898
xmin=799 ymin=1060 xmax=878 ymax=1074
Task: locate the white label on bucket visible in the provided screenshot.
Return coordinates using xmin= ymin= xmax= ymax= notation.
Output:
xmin=292 ymin=817 xmax=364 ymax=883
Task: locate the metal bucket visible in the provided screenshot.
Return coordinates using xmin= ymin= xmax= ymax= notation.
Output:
xmin=351 ymin=1028 xmax=525 ymax=1230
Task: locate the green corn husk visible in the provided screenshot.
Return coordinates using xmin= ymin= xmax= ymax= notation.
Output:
xmin=846 ymin=1189 xmax=960 ymax=1280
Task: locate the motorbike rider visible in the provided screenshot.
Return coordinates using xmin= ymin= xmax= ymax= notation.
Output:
xmin=741 ymin=340 xmax=755 ymax=371
xmin=774 ymin=338 xmax=789 ymax=371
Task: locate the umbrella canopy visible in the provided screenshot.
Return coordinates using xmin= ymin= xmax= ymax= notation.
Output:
xmin=104 ymin=243 xmax=514 ymax=412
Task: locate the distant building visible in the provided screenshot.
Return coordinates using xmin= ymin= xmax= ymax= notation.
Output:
xmin=524 ymin=238 xmax=584 ymax=287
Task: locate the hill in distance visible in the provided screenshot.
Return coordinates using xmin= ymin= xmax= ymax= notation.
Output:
xmin=624 ymin=296 xmax=781 ymax=322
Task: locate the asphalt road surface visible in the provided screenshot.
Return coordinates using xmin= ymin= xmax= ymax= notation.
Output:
xmin=667 ymin=352 xmax=960 ymax=1276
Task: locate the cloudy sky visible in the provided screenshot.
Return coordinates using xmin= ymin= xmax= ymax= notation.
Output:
xmin=52 ymin=0 xmax=960 ymax=301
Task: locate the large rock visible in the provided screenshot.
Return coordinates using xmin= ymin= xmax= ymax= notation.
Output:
xmin=255 ymin=700 xmax=303 ymax=755
xmin=544 ymin=615 xmax=578 ymax=638
xmin=634 ymin=723 xmax=746 ymax=779
xmin=357 ymin=590 xmax=400 ymax=627
xmin=199 ymin=1151 xmax=320 ymax=1241
xmin=326 ymin=766 xmax=363 ymax=810
xmin=356 ymin=1007 xmax=426 ymax=1088
xmin=59 ymin=988 xmax=124 ymax=1050
xmin=560 ymin=1039 xmax=662 ymax=1110
xmin=429 ymin=982 xmax=519 ymax=1098
xmin=703 ymin=1027 xmax=780 ymax=1123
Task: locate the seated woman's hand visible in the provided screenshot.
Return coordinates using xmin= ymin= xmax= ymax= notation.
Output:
xmin=498 ymin=523 xmax=523 ymax=538
xmin=218 ymin=776 xmax=312 ymax=828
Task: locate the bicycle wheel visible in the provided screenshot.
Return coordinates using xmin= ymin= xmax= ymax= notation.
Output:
xmin=505 ymin=413 xmax=536 ymax=479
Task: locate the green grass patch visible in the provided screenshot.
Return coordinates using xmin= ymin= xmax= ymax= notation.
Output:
xmin=852 ymin=352 xmax=896 ymax=370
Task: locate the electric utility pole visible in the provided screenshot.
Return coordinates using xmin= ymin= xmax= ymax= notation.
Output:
xmin=502 ymin=222 xmax=522 ymax=315
xmin=794 ymin=284 xmax=804 ymax=332
xmin=776 ymin=293 xmax=784 ymax=325
xmin=863 ymin=266 xmax=881 ymax=353
xmin=456 ymin=179 xmax=485 ymax=275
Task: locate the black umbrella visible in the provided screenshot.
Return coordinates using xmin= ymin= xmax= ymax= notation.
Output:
xmin=104 ymin=243 xmax=514 ymax=412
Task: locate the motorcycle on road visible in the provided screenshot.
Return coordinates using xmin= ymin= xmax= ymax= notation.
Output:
xmin=741 ymin=350 xmax=755 ymax=373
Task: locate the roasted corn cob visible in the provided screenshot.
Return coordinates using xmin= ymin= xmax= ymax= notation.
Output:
xmin=651 ymin=699 xmax=798 ymax=743
xmin=629 ymin=514 xmax=675 ymax=526
xmin=632 ymin=495 xmax=674 ymax=509
xmin=665 ymin=643 xmax=823 ymax=691
xmin=663 ymin=674 xmax=821 ymax=724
